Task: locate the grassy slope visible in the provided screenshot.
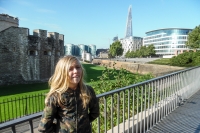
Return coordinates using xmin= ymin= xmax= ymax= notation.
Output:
xmin=0 ymin=64 xmax=106 ymax=100
xmin=0 ymin=64 xmax=107 ymax=122
xmin=82 ymin=63 xmax=105 ymax=82
xmin=147 ymin=58 xmax=171 ymax=65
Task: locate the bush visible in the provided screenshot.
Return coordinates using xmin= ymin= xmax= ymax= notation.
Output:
xmin=90 ymin=63 xmax=154 ymax=94
xmin=148 ymin=51 xmax=200 ymax=67
xmin=170 ymin=51 xmax=200 ymax=67
xmin=193 ymin=52 xmax=200 ymax=66
xmin=90 ymin=63 xmax=154 ymax=132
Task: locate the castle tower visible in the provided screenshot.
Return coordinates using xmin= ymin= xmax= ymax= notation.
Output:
xmin=0 ymin=14 xmax=19 ymax=32
xmin=125 ymin=5 xmax=132 ymax=38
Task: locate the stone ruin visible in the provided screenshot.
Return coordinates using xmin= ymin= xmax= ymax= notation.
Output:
xmin=0 ymin=20 xmax=64 ymax=85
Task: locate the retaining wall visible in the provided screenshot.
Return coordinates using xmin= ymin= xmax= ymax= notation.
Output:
xmin=92 ymin=59 xmax=185 ymax=77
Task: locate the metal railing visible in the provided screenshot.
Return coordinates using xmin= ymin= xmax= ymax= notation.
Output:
xmin=1 ymin=66 xmax=200 ymax=133
xmin=0 ymin=93 xmax=45 ymax=123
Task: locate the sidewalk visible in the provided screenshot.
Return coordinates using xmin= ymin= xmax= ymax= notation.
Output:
xmin=147 ymin=89 xmax=200 ymax=132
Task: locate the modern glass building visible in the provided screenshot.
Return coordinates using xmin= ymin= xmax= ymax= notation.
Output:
xmin=64 ymin=44 xmax=96 ymax=57
xmin=143 ymin=28 xmax=192 ymax=56
xmin=64 ymin=43 xmax=74 ymax=55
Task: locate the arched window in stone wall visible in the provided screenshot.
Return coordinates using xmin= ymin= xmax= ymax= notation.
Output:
xmin=44 ymin=51 xmax=52 ymax=56
xmin=44 ymin=51 xmax=48 ymax=55
xmin=28 ymin=50 xmax=37 ymax=56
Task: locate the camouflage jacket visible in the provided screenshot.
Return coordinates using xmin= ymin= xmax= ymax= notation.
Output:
xmin=38 ymin=85 xmax=99 ymax=133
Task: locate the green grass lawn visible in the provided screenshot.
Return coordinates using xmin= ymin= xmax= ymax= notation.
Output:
xmin=0 ymin=63 xmax=106 ymax=100
xmin=147 ymin=58 xmax=171 ymax=65
xmin=82 ymin=63 xmax=105 ymax=82
xmin=0 ymin=63 xmax=106 ymax=122
xmin=0 ymin=82 xmax=49 ymax=97
xmin=0 ymin=63 xmax=153 ymax=123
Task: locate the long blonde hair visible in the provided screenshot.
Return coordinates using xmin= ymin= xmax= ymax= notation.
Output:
xmin=45 ymin=55 xmax=91 ymax=108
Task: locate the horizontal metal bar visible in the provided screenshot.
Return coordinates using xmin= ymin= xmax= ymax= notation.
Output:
xmin=0 ymin=112 xmax=42 ymax=130
xmin=1 ymin=65 xmax=200 ymax=133
xmin=97 ymin=66 xmax=199 ymax=98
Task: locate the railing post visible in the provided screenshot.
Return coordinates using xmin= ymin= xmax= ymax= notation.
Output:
xmin=29 ymin=120 xmax=34 ymax=133
xmin=11 ymin=125 xmax=16 ymax=133
xmin=25 ymin=97 xmax=28 ymax=115
xmin=1 ymin=66 xmax=200 ymax=133
xmin=117 ymin=92 xmax=120 ymax=133
xmin=104 ymin=96 xmax=107 ymax=133
xmin=97 ymin=117 xmax=100 ymax=133
xmin=111 ymin=95 xmax=113 ymax=133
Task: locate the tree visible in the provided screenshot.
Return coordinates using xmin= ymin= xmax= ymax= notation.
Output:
xmin=147 ymin=44 xmax=156 ymax=56
xmin=109 ymin=41 xmax=124 ymax=57
xmin=124 ymin=44 xmax=155 ymax=58
xmin=186 ymin=25 xmax=200 ymax=49
xmin=125 ymin=50 xmax=131 ymax=58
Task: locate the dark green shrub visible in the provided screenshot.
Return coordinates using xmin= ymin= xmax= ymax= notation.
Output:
xmin=170 ymin=51 xmax=199 ymax=67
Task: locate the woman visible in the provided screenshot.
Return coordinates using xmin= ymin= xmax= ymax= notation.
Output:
xmin=38 ymin=55 xmax=99 ymax=133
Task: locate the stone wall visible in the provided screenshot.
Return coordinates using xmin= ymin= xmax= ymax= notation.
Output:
xmin=0 ymin=14 xmax=19 ymax=32
xmin=0 ymin=27 xmax=64 ymax=85
xmin=92 ymin=59 xmax=185 ymax=77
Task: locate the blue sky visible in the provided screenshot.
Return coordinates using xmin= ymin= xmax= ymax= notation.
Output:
xmin=0 ymin=0 xmax=200 ymax=49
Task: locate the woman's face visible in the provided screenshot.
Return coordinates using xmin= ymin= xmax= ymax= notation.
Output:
xmin=68 ymin=60 xmax=82 ymax=89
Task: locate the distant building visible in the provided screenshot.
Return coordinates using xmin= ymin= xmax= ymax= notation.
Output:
xmin=82 ymin=51 xmax=92 ymax=62
xmin=120 ymin=36 xmax=143 ymax=56
xmin=113 ymin=36 xmax=118 ymax=42
xmin=96 ymin=49 xmax=109 ymax=57
xmin=64 ymin=44 xmax=96 ymax=59
xmin=89 ymin=44 xmax=96 ymax=58
xmin=65 ymin=43 xmax=75 ymax=55
xmin=99 ymin=52 xmax=109 ymax=58
xmin=143 ymin=28 xmax=192 ymax=57
xmin=120 ymin=5 xmax=143 ymax=56
xmin=125 ymin=5 xmax=132 ymax=38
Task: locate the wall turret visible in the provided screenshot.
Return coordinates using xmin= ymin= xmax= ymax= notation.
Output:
xmin=0 ymin=14 xmax=19 ymax=32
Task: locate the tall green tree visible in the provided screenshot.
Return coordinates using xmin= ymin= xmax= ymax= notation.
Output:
xmin=186 ymin=25 xmax=200 ymax=49
xmin=109 ymin=41 xmax=124 ymax=57
xmin=147 ymin=44 xmax=156 ymax=56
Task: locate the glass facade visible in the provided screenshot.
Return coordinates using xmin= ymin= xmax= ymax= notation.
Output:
xmin=64 ymin=44 xmax=96 ymax=57
xmin=143 ymin=28 xmax=192 ymax=56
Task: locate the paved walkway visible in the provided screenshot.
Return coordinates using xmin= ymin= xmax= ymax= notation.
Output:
xmin=147 ymin=89 xmax=200 ymax=133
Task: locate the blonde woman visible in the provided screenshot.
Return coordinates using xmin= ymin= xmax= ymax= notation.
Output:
xmin=38 ymin=55 xmax=99 ymax=133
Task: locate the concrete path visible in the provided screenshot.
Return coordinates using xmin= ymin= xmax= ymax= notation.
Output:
xmin=147 ymin=89 xmax=200 ymax=133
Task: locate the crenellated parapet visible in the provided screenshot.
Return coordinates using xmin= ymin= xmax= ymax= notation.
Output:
xmin=29 ymin=30 xmax=64 ymax=52
xmin=0 ymin=14 xmax=18 ymax=24
xmin=0 ymin=14 xmax=19 ymax=32
xmin=0 ymin=26 xmax=64 ymax=85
